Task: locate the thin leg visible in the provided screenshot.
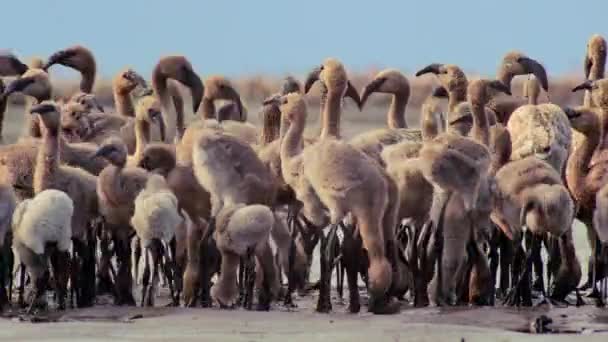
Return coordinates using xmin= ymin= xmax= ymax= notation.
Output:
xmin=50 ymin=250 xmax=70 ymax=310
xmin=503 ymin=234 xmax=534 ymax=307
xmin=148 ymin=249 xmax=161 ymax=307
xmin=18 ymin=263 xmax=25 ymax=308
xmin=114 ymin=235 xmax=135 ymax=306
xmin=316 ymin=225 xmax=337 ymax=313
xmin=200 ymin=220 xmax=217 ymax=308
xmin=243 ymin=249 xmax=256 ymax=310
xmin=7 ymin=238 xmax=13 ymax=306
xmin=133 ymin=237 xmax=142 ymax=285
xmin=96 ymin=233 xmax=115 ymax=296
xmin=26 ymin=269 xmax=49 ymax=315
xmin=141 ymin=248 xmax=151 ymax=307
xmin=283 ymin=238 xmax=296 ymax=307
xmin=255 ymin=242 xmax=276 ymax=311
xmin=342 ymin=224 xmax=361 ymax=313
xmin=0 ymin=248 xmax=8 ymax=310
xmin=531 ymin=234 xmax=544 ymax=293
xmin=162 ymin=241 xmax=178 ymax=306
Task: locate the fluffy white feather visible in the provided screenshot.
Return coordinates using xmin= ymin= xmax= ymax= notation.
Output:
xmin=12 ymin=189 xmax=73 ymax=255
xmin=131 ymin=175 xmax=181 ymax=247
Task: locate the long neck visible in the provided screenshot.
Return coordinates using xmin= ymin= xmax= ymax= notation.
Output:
xmin=199 ymin=97 xmax=216 ymax=120
xmin=113 ymin=89 xmax=135 ymax=117
xmin=100 ymin=165 xmax=126 ymax=207
xmin=470 ymin=102 xmax=490 ymax=147
xmin=320 ymin=90 xmax=342 ymax=139
xmin=170 ymin=84 xmax=185 ymax=142
xmin=420 ymin=99 xmax=443 ymax=141
xmin=387 ymin=93 xmax=408 ymax=129
xmin=599 ymin=107 xmax=608 ymax=151
xmin=497 ymin=70 xmax=514 ymax=93
xmin=281 ymin=116 xmax=305 ymax=162
xmin=34 ymin=128 xmax=60 ymax=192
xmin=590 ymin=59 xmax=606 ymax=81
xmin=153 ymin=73 xmax=176 ymax=143
xmin=584 ymin=91 xmax=594 ymax=107
xmin=260 ymin=107 xmax=281 ymax=146
xmin=80 ymin=69 xmax=95 ymax=94
xmin=585 ymin=60 xmax=606 ymax=107
xmin=25 ymin=97 xmax=46 ymax=138
xmin=134 ymin=119 xmax=150 ymax=163
xmin=0 ymin=81 xmax=6 ymax=138
xmin=567 ymin=128 xmax=600 ymax=200
xmin=448 ymin=87 xmax=467 ymax=112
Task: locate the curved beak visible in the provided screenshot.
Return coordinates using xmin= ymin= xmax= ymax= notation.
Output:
xmin=360 ymin=77 xmax=386 ymax=109
xmin=281 ymin=76 xmax=301 ymax=95
xmin=225 ymin=86 xmax=245 ymax=121
xmin=489 ymin=80 xmax=512 ymax=96
xmin=29 ymin=103 xmax=56 ymax=116
xmin=304 ymin=66 xmax=322 ymax=94
xmin=1 ymin=77 xmax=35 ymax=101
xmin=263 ymin=95 xmax=281 ymax=107
xmin=181 ymin=69 xmax=204 ymax=113
xmin=0 ymin=53 xmax=28 ymax=76
xmin=517 ymin=56 xmax=549 ymax=92
xmin=572 ymin=80 xmax=593 ymax=92
xmin=78 ymin=94 xmax=105 ymax=113
xmin=91 ymin=97 xmax=105 ymax=113
xmin=132 ymin=74 xmax=148 ymax=92
xmin=562 ymin=107 xmax=582 ymax=120
xmin=139 ymin=88 xmax=154 ymax=97
xmin=431 ymin=86 xmax=449 ymax=98
xmin=415 ymin=63 xmax=444 ymax=77
xmin=345 ymin=81 xmax=361 ymax=110
xmin=41 ymin=49 xmax=77 ymax=71
xmin=167 ymin=66 xmax=205 ymax=113
xmin=91 ymin=145 xmax=113 ymax=160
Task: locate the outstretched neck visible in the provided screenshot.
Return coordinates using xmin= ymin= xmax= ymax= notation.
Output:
xmin=599 ymin=106 xmax=608 ymax=151
xmin=420 ymin=98 xmax=443 ymax=141
xmin=25 ymin=96 xmax=49 ymax=138
xmin=320 ymin=90 xmax=341 ymax=139
xmin=448 ymin=87 xmax=467 ymax=113
xmin=199 ymin=97 xmax=216 ymax=120
xmin=81 ymin=69 xmax=95 ymax=94
xmin=170 ymin=84 xmax=185 ymax=142
xmin=113 ymin=89 xmax=135 ymax=118
xmin=34 ymin=129 xmax=60 ymax=193
xmin=566 ymin=127 xmax=600 ymax=201
xmin=281 ymin=116 xmax=305 ymax=162
xmin=585 ymin=62 xmax=606 ymax=106
xmin=497 ymin=71 xmax=513 ymax=94
xmin=387 ymin=93 xmax=408 ymax=129
xmin=260 ymin=107 xmax=281 ymax=146
xmin=470 ymin=102 xmax=490 ymax=147
xmin=133 ymin=119 xmax=151 ymax=164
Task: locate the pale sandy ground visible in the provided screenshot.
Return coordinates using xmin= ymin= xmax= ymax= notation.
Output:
xmin=1 ymin=106 xmax=607 ymax=340
xmin=2 ymin=304 xmax=608 ymax=342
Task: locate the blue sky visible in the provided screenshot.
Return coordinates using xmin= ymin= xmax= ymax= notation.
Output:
xmin=6 ymin=0 xmax=608 ymax=79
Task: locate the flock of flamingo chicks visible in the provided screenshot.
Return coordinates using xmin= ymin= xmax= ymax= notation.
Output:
xmin=0 ymin=34 xmax=606 ymax=317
